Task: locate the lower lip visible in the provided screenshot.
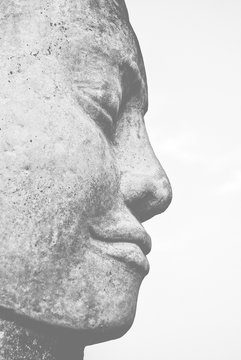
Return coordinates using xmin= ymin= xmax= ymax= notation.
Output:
xmin=89 ymin=239 xmax=150 ymax=275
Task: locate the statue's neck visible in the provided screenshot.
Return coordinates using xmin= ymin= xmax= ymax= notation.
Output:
xmin=0 ymin=319 xmax=84 ymax=360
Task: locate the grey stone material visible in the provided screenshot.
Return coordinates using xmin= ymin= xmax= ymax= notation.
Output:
xmin=0 ymin=320 xmax=56 ymax=360
xmin=0 ymin=319 xmax=84 ymax=360
xmin=0 ymin=0 xmax=172 ymax=358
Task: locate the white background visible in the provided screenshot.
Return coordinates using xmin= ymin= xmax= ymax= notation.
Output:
xmin=88 ymin=1 xmax=241 ymax=359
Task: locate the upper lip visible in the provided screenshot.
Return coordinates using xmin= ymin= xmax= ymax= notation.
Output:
xmin=88 ymin=211 xmax=152 ymax=256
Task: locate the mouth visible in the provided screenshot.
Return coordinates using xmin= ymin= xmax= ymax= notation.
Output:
xmin=89 ymin=239 xmax=150 ymax=275
xmin=88 ymin=216 xmax=151 ymax=275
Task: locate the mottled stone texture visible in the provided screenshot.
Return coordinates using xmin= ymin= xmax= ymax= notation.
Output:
xmin=0 ymin=319 xmax=84 ymax=360
xmin=0 ymin=0 xmax=172 ymax=358
xmin=0 ymin=320 xmax=56 ymax=360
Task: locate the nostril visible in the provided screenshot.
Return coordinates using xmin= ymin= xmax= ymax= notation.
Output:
xmin=122 ymin=175 xmax=172 ymax=223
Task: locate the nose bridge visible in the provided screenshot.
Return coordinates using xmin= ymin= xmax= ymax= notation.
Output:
xmin=118 ymin=120 xmax=172 ymax=222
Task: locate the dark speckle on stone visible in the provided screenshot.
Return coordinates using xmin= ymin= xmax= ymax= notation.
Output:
xmin=30 ymin=51 xmax=39 ymax=57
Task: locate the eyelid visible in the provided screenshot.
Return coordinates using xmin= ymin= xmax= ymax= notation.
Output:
xmin=100 ymin=94 xmax=121 ymax=121
xmin=73 ymin=74 xmax=122 ymax=108
xmin=73 ymin=81 xmax=122 ymax=136
xmin=75 ymin=91 xmax=115 ymax=136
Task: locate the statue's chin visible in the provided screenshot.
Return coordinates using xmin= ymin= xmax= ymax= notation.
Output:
xmin=0 ymin=298 xmax=137 ymax=345
xmin=0 ymin=245 xmax=145 ymax=344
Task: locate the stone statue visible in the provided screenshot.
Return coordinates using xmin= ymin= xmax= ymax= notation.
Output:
xmin=0 ymin=0 xmax=172 ymax=359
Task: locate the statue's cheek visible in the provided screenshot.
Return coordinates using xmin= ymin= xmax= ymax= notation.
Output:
xmin=60 ymin=119 xmax=121 ymax=216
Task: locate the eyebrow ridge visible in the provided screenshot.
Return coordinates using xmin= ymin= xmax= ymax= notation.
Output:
xmin=119 ymin=60 xmax=148 ymax=115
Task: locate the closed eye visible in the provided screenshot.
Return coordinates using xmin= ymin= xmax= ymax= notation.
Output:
xmin=73 ymin=80 xmax=122 ymax=137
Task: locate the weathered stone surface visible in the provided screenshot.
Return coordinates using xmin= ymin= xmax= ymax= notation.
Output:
xmin=0 ymin=319 xmax=84 ymax=360
xmin=0 ymin=320 xmax=56 ymax=360
xmin=0 ymin=0 xmax=172 ymax=358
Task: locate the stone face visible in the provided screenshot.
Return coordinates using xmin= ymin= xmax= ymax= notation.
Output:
xmin=0 ymin=0 xmax=172 ymax=347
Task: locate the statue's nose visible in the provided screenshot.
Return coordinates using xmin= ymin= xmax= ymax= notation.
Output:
xmin=117 ymin=118 xmax=172 ymax=223
xmin=121 ymin=162 xmax=172 ymax=223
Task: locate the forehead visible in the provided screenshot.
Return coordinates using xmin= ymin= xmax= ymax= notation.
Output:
xmin=67 ymin=0 xmax=147 ymax=91
xmin=1 ymin=0 xmax=148 ymax=110
xmin=88 ymin=0 xmax=129 ymax=18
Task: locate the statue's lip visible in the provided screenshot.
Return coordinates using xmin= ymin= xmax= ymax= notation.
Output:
xmin=89 ymin=239 xmax=150 ymax=275
xmin=88 ymin=216 xmax=152 ymax=256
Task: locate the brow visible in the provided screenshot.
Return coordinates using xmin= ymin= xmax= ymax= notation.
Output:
xmin=119 ymin=60 xmax=148 ymax=115
xmin=113 ymin=0 xmax=129 ymax=19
